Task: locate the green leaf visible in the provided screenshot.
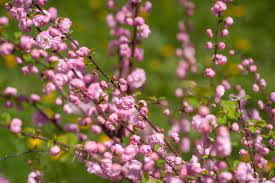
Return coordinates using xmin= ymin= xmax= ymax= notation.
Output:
xmin=220 ymin=100 xmax=238 ymax=120
xmin=185 ymin=176 xmax=196 ymax=180
xmin=134 ymin=91 xmax=142 ymax=97
xmin=158 ymin=97 xmax=166 ymax=101
xmin=154 ymin=144 xmax=159 ymax=152
xmin=256 ymin=120 xmax=267 ymax=128
xmin=155 ymin=159 xmax=165 ymax=168
xmin=269 ymin=130 xmax=275 ymax=138
xmin=49 ymin=60 xmax=59 ymax=69
xmin=47 ymin=139 xmax=55 ymax=147
xmin=0 ymin=112 xmax=11 ymax=125
xmin=147 ymin=96 xmax=157 ymax=103
xmin=217 ymin=115 xmax=227 ymax=125
xmin=142 ymin=175 xmax=162 ymax=183
xmin=241 ymin=95 xmax=251 ymax=100
xmin=14 ymin=32 xmax=22 ymax=40
xmin=22 ymin=54 xmax=32 ymax=63
xmin=62 ymin=133 xmax=78 ymax=146
xmin=261 ymin=134 xmax=270 ymax=139
xmin=248 ymin=126 xmax=258 ymax=133
xmin=22 ymin=127 xmax=36 ymax=134
xmin=200 ymin=170 xmax=208 ymax=176
xmin=269 ymin=169 xmax=275 ymax=179
xmin=232 ymin=160 xmax=240 ymax=169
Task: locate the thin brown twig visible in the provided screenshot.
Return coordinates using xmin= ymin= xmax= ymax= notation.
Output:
xmin=0 ymin=150 xmax=47 ymax=161
xmin=237 ymin=100 xmax=257 ymax=177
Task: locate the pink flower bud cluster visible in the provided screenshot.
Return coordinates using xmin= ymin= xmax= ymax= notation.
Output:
xmin=176 ymin=1 xmax=197 ymax=80
xmin=106 ymin=0 xmax=151 ymax=80
xmin=205 ymin=0 xmax=234 ymax=79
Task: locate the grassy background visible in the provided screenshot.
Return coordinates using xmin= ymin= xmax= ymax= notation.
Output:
xmin=0 ymin=0 xmax=275 ymax=182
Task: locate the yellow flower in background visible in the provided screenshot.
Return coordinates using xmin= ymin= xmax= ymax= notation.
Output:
xmin=96 ymin=11 xmax=107 ymax=21
xmin=69 ymin=116 xmax=79 ymax=124
xmin=234 ymin=38 xmax=251 ymax=51
xmin=27 ymin=138 xmax=43 ymax=150
xmin=225 ymin=5 xmax=247 ymax=17
xmin=222 ymin=62 xmax=240 ymax=77
xmin=84 ymin=57 xmax=89 ymax=65
xmin=240 ymin=154 xmax=251 ymax=162
xmin=160 ymin=45 xmax=174 ymax=57
xmin=50 ymin=151 xmax=63 ymax=160
xmin=140 ymin=8 xmax=149 ymax=19
xmin=203 ymin=55 xmax=212 ymax=66
xmin=43 ymin=108 xmax=54 ymax=119
xmin=88 ymin=0 xmax=101 ymax=10
xmin=72 ymin=23 xmax=82 ymax=33
xmin=79 ymin=123 xmax=92 ymax=130
xmin=160 ymin=0 xmax=173 ymax=16
xmin=150 ymin=59 xmax=160 ymax=71
xmin=42 ymin=91 xmax=56 ymax=104
xmin=99 ymin=135 xmax=110 ymax=143
xmin=4 ymin=55 xmax=17 ymax=68
xmin=265 ymin=161 xmax=275 ymax=173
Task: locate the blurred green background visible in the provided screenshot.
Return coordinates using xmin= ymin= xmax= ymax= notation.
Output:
xmin=0 ymin=0 xmax=275 ymax=182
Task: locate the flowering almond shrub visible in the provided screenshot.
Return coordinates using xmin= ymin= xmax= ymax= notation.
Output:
xmin=0 ymin=0 xmax=274 ymax=182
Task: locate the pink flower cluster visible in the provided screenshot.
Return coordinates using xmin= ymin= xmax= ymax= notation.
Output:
xmin=204 ymin=0 xmax=235 ymax=79
xmin=107 ymin=0 xmax=151 ymax=79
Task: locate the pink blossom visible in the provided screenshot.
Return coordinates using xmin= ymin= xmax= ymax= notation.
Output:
xmin=127 ymin=68 xmax=146 ymax=89
xmin=0 ymin=16 xmax=9 ymax=26
xmin=18 ymin=18 xmax=33 ymax=32
xmin=58 ymin=18 xmax=72 ymax=33
xmin=216 ymin=85 xmax=225 ymax=98
xmin=211 ymin=126 xmax=232 ymax=157
xmin=137 ymin=24 xmax=151 ymax=39
xmin=8 ymin=7 xmax=27 ymax=20
xmin=27 ymin=171 xmax=42 ymax=183
xmin=144 ymin=1 xmax=152 ymax=12
xmin=20 ymin=35 xmax=35 ymax=50
xmin=192 ymin=114 xmax=217 ymax=133
xmin=231 ymin=123 xmax=239 ymax=132
xmin=13 ymin=0 xmax=32 ymax=8
xmin=10 ymin=118 xmax=22 ymax=134
xmin=270 ymin=92 xmax=275 ymax=103
xmin=36 ymin=31 xmax=53 ymax=50
xmin=148 ymin=133 xmax=165 ymax=146
xmin=211 ymin=1 xmax=227 ymax=16
xmin=86 ymin=161 xmax=103 ymax=176
xmin=235 ymin=162 xmax=257 ymax=182
xmin=84 ymin=141 xmax=98 ymax=154
xmin=121 ymin=96 xmax=135 ymax=110
xmin=0 ymin=42 xmax=14 ymax=55
xmin=204 ymin=68 xmax=215 ymax=78
xmin=87 ymin=83 xmax=103 ymax=101
xmin=51 ymin=36 xmax=62 ymax=51
xmin=50 ymin=145 xmax=61 ymax=156
xmin=33 ymin=15 xmax=50 ymax=27
xmin=224 ymin=17 xmax=234 ymax=27
xmin=48 ymin=7 xmax=58 ymax=20
xmin=206 ymin=28 xmax=213 ymax=38
xmin=36 ymin=0 xmax=49 ymax=6
xmin=76 ymin=47 xmax=90 ymax=57
xmin=123 ymin=160 xmax=143 ymax=182
xmin=139 ymin=145 xmax=152 ymax=156
xmin=4 ymin=87 xmax=17 ymax=96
